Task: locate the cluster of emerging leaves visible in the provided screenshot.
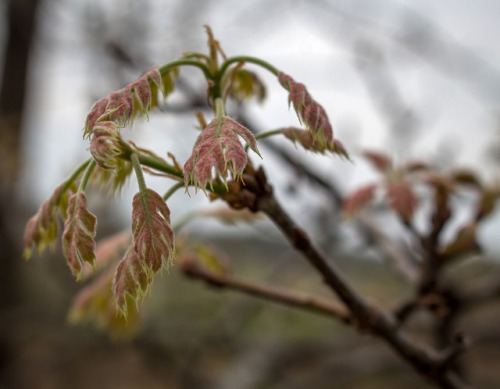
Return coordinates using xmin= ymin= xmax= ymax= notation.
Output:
xmin=23 ymin=27 xmax=351 ymax=336
xmin=343 ymin=150 xmax=500 ymax=261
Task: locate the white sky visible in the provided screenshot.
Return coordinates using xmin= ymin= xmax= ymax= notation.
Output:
xmin=13 ymin=0 xmax=500 ymax=252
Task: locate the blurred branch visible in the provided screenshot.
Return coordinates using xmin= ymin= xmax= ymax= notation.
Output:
xmin=219 ymin=164 xmax=468 ymax=389
xmin=179 ymin=259 xmax=351 ymax=324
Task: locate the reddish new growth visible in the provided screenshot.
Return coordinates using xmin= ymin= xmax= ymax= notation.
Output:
xmin=281 ymin=127 xmax=349 ymax=157
xmin=62 ymin=192 xmax=98 ymax=278
xmin=278 ymin=72 xmax=335 ymax=151
xmin=23 ymin=184 xmax=72 ymax=259
xmin=83 ymin=68 xmax=163 ymax=168
xmin=184 ymin=116 xmax=261 ymax=191
xmin=112 ymin=188 xmax=174 ymax=313
xmin=132 ymin=188 xmax=175 ymax=275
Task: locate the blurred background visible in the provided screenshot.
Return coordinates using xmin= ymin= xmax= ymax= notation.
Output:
xmin=1 ymin=0 xmax=500 ymax=388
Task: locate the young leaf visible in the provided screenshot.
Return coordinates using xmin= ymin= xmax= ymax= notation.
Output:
xmin=112 ymin=246 xmax=149 ymax=315
xmin=278 ymin=72 xmax=334 ymax=148
xmin=228 ymin=69 xmax=266 ymax=103
xmin=281 ymin=127 xmax=349 ymax=157
xmin=363 ymin=150 xmax=393 ymax=173
xmin=342 ymin=184 xmax=378 ymax=218
xmin=441 ymin=223 xmax=480 ymax=259
xmin=23 ymin=184 xmax=72 ymax=259
xmin=132 ymin=188 xmax=175 ymax=276
xmin=83 ymin=67 xmax=177 ymax=138
xmin=69 ymin=268 xmax=140 ymax=338
xmin=89 ymin=121 xmax=124 ymax=169
xmin=184 ymin=116 xmax=261 ymax=191
xmin=62 ymin=192 xmax=97 ymax=278
xmin=386 ymin=181 xmax=418 ymax=224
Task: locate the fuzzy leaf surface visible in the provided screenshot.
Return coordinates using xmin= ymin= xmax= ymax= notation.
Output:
xmin=184 ymin=116 xmax=261 ymax=191
xmin=132 ymin=188 xmax=175 ymax=276
xmin=62 ymin=193 xmax=97 ymax=278
xmin=112 ymin=246 xmax=149 ymax=315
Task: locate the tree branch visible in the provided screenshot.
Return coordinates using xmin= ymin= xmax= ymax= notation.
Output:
xmin=179 ymin=258 xmax=352 ymax=324
xmin=219 ymin=164 xmax=469 ymax=389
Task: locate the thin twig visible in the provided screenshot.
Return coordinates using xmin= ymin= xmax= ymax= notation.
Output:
xmin=179 ymin=259 xmax=352 ymax=324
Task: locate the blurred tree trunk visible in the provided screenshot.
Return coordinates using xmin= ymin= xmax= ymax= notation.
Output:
xmin=0 ymin=0 xmax=39 ymax=307
xmin=0 ymin=0 xmax=40 ymax=376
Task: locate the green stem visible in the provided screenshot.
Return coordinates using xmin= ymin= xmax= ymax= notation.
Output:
xmin=163 ymin=182 xmax=184 ymax=202
xmin=255 ymin=129 xmax=283 ymax=141
xmin=131 ymin=153 xmax=147 ymax=193
xmin=172 ymin=210 xmax=200 ymax=233
xmin=158 ymin=59 xmax=212 ymax=80
xmin=219 ymin=56 xmax=279 ymax=78
xmin=135 ymin=154 xmax=183 ymax=179
xmin=77 ymin=159 xmax=96 ymax=192
xmin=63 ymin=159 xmax=92 ymax=192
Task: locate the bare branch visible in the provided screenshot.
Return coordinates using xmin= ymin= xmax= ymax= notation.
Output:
xmin=179 ymin=257 xmax=352 ymax=324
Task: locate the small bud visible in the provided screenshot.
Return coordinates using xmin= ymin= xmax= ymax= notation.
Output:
xmin=89 ymin=122 xmax=123 ymax=169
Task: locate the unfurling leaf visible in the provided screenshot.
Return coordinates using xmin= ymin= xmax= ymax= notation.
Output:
xmin=84 ymin=68 xmax=175 ymax=138
xmin=80 ymin=231 xmax=131 ymax=279
xmin=475 ymin=186 xmax=500 ymax=221
xmin=112 ymin=247 xmax=149 ymax=315
xmin=178 ymin=244 xmax=231 ymax=277
xmin=62 ymin=193 xmax=97 ymax=278
xmin=89 ymin=121 xmax=124 ymax=169
xmin=386 ymin=181 xmax=418 ymax=223
xmin=342 ymin=184 xmax=378 ymax=218
xmin=184 ymin=116 xmax=261 ymax=191
xmin=363 ymin=150 xmax=393 ymax=173
xmin=69 ymin=268 xmax=140 ymax=338
xmin=23 ymin=184 xmax=73 ymax=259
xmin=132 ymin=188 xmax=175 ymax=276
xmin=90 ymin=159 xmax=133 ymax=195
xmin=278 ymin=72 xmax=334 ymax=148
xmin=281 ymin=127 xmax=349 ymax=157
xmin=228 ymin=69 xmax=266 ymax=103
xmin=441 ymin=223 xmax=480 ymax=259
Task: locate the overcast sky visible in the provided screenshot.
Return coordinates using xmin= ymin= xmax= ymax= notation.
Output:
xmin=10 ymin=0 xmax=500 ymax=250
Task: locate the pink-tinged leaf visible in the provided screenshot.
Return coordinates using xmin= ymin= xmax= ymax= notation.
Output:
xmin=69 ymin=268 xmax=141 ymax=338
xmin=80 ymin=231 xmax=131 ymax=279
xmin=278 ymin=72 xmax=333 ymax=148
xmin=83 ymin=67 xmax=175 ymax=139
xmin=112 ymin=246 xmax=149 ymax=315
xmin=363 ymin=150 xmax=393 ymax=173
xmin=89 ymin=122 xmax=123 ymax=169
xmin=441 ymin=223 xmax=480 ymax=259
xmin=281 ymin=127 xmax=349 ymax=158
xmin=132 ymin=189 xmax=175 ymax=277
xmin=23 ymin=184 xmax=69 ymax=259
xmin=386 ymin=181 xmax=418 ymax=223
xmin=342 ymin=184 xmax=377 ymax=218
xmin=184 ymin=116 xmax=261 ymax=191
xmin=62 ymin=193 xmax=97 ymax=278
